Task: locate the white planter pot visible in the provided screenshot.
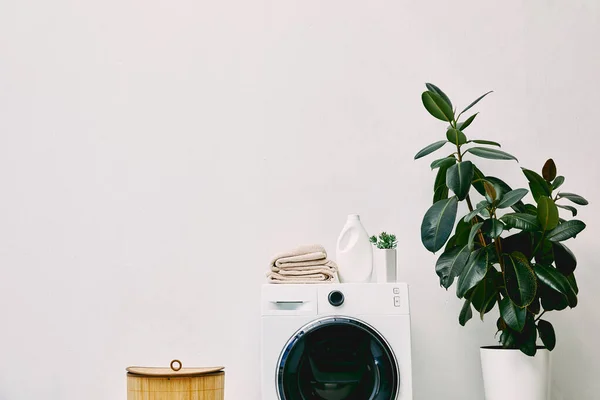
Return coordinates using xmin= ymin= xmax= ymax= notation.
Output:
xmin=480 ymin=347 xmax=550 ymax=400
xmin=372 ymin=248 xmax=397 ymax=283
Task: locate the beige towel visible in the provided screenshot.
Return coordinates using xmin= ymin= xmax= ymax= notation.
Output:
xmin=269 ymin=244 xmax=328 ymax=268
xmin=267 ymin=244 xmax=338 ymax=284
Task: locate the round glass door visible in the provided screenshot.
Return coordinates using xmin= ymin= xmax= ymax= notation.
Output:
xmin=277 ymin=316 xmax=399 ymax=400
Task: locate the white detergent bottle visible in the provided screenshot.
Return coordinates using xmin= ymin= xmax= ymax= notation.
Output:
xmin=336 ymin=214 xmax=373 ymax=283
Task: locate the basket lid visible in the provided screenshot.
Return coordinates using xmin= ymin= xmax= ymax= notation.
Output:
xmin=127 ymin=360 xmax=224 ymax=377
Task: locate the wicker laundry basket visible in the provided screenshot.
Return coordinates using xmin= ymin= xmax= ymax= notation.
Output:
xmin=127 ymin=360 xmax=224 ymax=400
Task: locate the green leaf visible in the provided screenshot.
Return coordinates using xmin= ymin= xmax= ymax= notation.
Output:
xmin=522 ymin=169 xmax=552 ymax=201
xmin=415 ymin=140 xmax=448 ymax=160
xmin=470 ymin=269 xmax=499 ymax=320
xmin=467 ymin=222 xmax=484 ymax=250
xmin=483 ymin=182 xmax=497 ymax=203
xmin=484 ymin=177 xmax=512 ymax=200
xmin=540 ymin=284 xmax=569 ymax=311
xmin=421 ymin=197 xmax=459 ymax=253
xmin=537 ymin=320 xmax=556 ymax=351
xmin=422 ymin=91 xmax=454 ymax=122
xmin=496 ymin=189 xmax=529 ymax=209
xmin=426 ymin=83 xmax=453 ymax=109
xmin=557 ymin=192 xmax=589 ymax=206
xmin=463 ymin=205 xmax=487 ymax=223
xmin=461 ymin=90 xmax=493 ymax=114
xmin=456 ymin=247 xmax=491 ymax=298
xmin=459 ymin=299 xmax=473 ymax=326
xmin=465 ymin=147 xmax=518 ymax=161
xmin=435 ymin=245 xmax=471 ymax=289
xmin=446 ymin=128 xmax=467 ymax=146
xmin=519 ymin=316 xmax=538 ymax=356
xmin=503 ymin=252 xmax=537 ymax=307
xmin=542 ymin=159 xmax=557 ymax=182
xmin=553 ymin=243 xmax=577 ymax=275
xmin=537 ymin=197 xmax=559 ymax=231
xmin=469 ymin=139 xmax=501 ymax=147
xmin=534 ymin=236 xmax=554 ymax=266
xmin=433 ymin=161 xmax=452 ymax=204
xmin=502 ymin=231 xmax=535 ymax=260
xmin=552 ymin=176 xmax=565 ymax=190
xmin=546 ymin=220 xmax=586 ymax=242
xmin=457 ymin=113 xmax=478 ymax=131
xmin=433 ymin=185 xmax=449 ymax=204
xmin=500 ymin=330 xmax=517 ymax=348
xmin=557 ymin=204 xmax=577 ymax=217
xmin=481 ymin=219 xmax=504 ymax=239
xmin=446 ymin=161 xmax=474 ymax=200
xmin=534 ymin=264 xmax=577 ymax=307
xmin=430 ymin=156 xmax=456 ymax=170
xmin=472 ymin=166 xmax=486 ymax=196
xmin=567 ymin=273 xmax=579 ymax=295
xmin=500 ymin=213 xmax=541 ymax=231
xmin=499 ymin=296 xmax=527 ymax=332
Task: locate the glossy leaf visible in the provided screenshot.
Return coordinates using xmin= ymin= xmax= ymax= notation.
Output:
xmin=415 ymin=140 xmax=448 ymax=160
xmin=537 ymin=320 xmax=556 ymax=351
xmin=556 ymin=204 xmax=577 ymax=217
xmin=522 ymin=168 xmax=552 ymax=201
xmin=463 ymin=204 xmax=487 ymax=223
xmin=537 ymin=197 xmax=559 ymax=231
xmin=503 ymin=252 xmax=537 ymax=307
xmin=421 ymin=197 xmax=459 ymax=253
xmin=552 ymin=176 xmax=565 ymax=190
xmin=461 ymin=90 xmax=493 ymax=114
xmin=546 ymin=220 xmax=586 ymax=242
xmin=496 ymin=189 xmax=529 ymax=209
xmin=500 ymin=213 xmax=541 ymax=231
xmin=470 ymin=139 xmax=501 ymax=147
xmin=553 ymin=243 xmax=577 ymax=275
xmin=457 ymin=247 xmax=491 ymax=298
xmin=446 ymin=161 xmax=474 ymax=200
xmin=459 ymin=299 xmax=473 ymax=326
xmin=542 ymin=159 xmax=557 ymax=181
xmin=482 ymin=219 xmax=504 ymax=239
xmin=519 ymin=317 xmax=538 ymax=356
xmin=502 ymin=231 xmax=534 ymax=260
xmin=422 ymin=91 xmax=454 ymax=122
xmin=446 ymin=128 xmax=467 ymax=146
xmin=458 ymin=113 xmax=478 ymax=131
xmin=484 ymin=182 xmax=497 ymax=203
xmin=535 ymin=264 xmax=577 ymax=307
xmin=567 ymin=273 xmax=579 ymax=295
xmin=500 ymin=297 xmax=526 ymax=332
xmin=540 ymin=284 xmax=569 ymax=311
xmin=430 ymin=156 xmax=456 ymax=170
xmin=484 ymin=177 xmax=512 ymax=200
xmin=471 ymin=269 xmax=498 ymax=320
xmin=465 ymin=147 xmax=518 ymax=161
xmin=472 ymin=166 xmax=486 ymax=196
xmin=433 ymin=161 xmax=452 ymax=204
xmin=467 ymin=222 xmax=484 ymax=250
xmin=426 ymin=83 xmax=453 ymax=109
xmin=557 ymin=192 xmax=589 ymax=206
xmin=435 ymin=244 xmax=471 ymax=289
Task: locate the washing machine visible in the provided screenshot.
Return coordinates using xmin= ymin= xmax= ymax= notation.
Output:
xmin=261 ymin=283 xmax=413 ymax=400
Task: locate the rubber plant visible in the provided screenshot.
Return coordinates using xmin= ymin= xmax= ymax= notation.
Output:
xmin=415 ymin=83 xmax=588 ymax=356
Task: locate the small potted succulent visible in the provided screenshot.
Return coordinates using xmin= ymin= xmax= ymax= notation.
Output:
xmin=370 ymin=232 xmax=398 ymax=283
xmin=415 ymin=83 xmax=588 ymax=400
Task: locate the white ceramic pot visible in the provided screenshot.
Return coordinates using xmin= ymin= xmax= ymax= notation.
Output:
xmin=373 ymin=248 xmax=397 ymax=283
xmin=480 ymin=347 xmax=550 ymax=400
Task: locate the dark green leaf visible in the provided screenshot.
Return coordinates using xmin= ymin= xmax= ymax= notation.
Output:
xmin=422 ymin=91 xmax=454 ymax=122
xmin=528 ymin=296 xmax=541 ymax=314
xmin=457 ymin=247 xmax=491 ymax=298
xmin=476 ymin=201 xmax=491 ymax=218
xmin=552 ymin=176 xmax=565 ymax=190
xmin=566 ymin=273 xmax=579 ymax=295
xmin=503 ymin=252 xmax=537 ymax=307
xmin=446 ymin=161 xmax=474 ymax=200
xmin=546 ymin=220 xmax=586 ymax=242
xmin=421 ymin=197 xmax=459 ymax=253
xmin=540 ymin=284 xmax=569 ymax=311
xmin=502 ymin=231 xmax=534 ymax=260
xmin=496 ymin=189 xmax=529 ymax=209
xmin=537 ymin=197 xmax=559 ymax=231
xmin=433 ymin=161 xmax=452 ymax=204
xmin=465 ymin=147 xmax=518 ymax=161
xmin=522 ymin=168 xmax=552 ymax=201
xmin=472 ymin=166 xmax=486 ymax=196
xmin=467 ymin=222 xmax=484 ymax=250
xmin=535 ymin=264 xmax=577 ymax=307
xmin=435 ymin=245 xmax=471 ymax=289
xmin=463 ymin=205 xmax=487 ymax=223
xmin=500 ymin=330 xmax=517 ymax=348
xmin=426 ymin=83 xmax=453 ymax=109
xmin=415 ymin=140 xmax=448 ymax=160
xmin=470 ymin=139 xmax=501 ymax=147
xmin=500 ymin=213 xmax=541 ymax=231
xmin=458 ymin=113 xmax=478 ymax=131
xmin=499 ymin=296 xmax=526 ymax=332
xmin=542 ymin=159 xmax=557 ymax=181
xmin=553 ymin=243 xmax=577 ymax=275
xmin=459 ymin=299 xmax=473 ymax=326
xmin=483 ymin=182 xmax=497 ymax=203
xmin=484 ymin=177 xmax=512 ymax=200
xmin=433 ymin=185 xmax=449 ymax=204
xmin=519 ymin=316 xmax=538 ymax=356
xmin=446 ymin=128 xmax=467 ymax=146
xmin=430 ymin=156 xmax=456 ymax=170
xmin=556 ymin=204 xmax=577 ymax=217
xmin=537 ymin=320 xmax=556 ymax=351
xmin=534 ymin=236 xmax=554 ymax=266
xmin=471 ymin=269 xmax=499 ymax=320
xmin=482 ymin=219 xmax=504 ymax=239
xmin=461 ymin=90 xmax=493 ymax=114
xmin=558 ymin=192 xmax=589 ymax=206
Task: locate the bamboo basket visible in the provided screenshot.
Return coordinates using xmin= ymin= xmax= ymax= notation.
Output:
xmin=127 ymin=360 xmax=224 ymax=400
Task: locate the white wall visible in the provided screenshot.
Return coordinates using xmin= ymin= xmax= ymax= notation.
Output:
xmin=1 ymin=1 xmax=599 ymax=399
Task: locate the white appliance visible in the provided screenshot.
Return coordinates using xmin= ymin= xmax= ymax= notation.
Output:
xmin=261 ymin=283 xmax=413 ymax=400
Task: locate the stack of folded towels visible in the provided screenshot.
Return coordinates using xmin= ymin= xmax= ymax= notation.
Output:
xmin=267 ymin=244 xmax=338 ymax=284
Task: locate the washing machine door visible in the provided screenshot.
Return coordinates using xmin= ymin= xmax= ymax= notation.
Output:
xmin=277 ymin=316 xmax=399 ymax=400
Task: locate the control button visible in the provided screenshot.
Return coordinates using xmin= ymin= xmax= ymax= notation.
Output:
xmin=393 ymin=288 xmax=400 ymax=294
xmin=394 ymin=296 xmax=401 ymax=307
xmin=328 ymin=290 xmax=345 ymax=307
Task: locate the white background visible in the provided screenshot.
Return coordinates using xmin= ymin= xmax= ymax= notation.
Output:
xmin=1 ymin=1 xmax=599 ymax=399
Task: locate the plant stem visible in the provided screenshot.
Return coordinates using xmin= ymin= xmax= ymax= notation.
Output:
xmin=535 ymin=310 xmax=546 ymax=322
